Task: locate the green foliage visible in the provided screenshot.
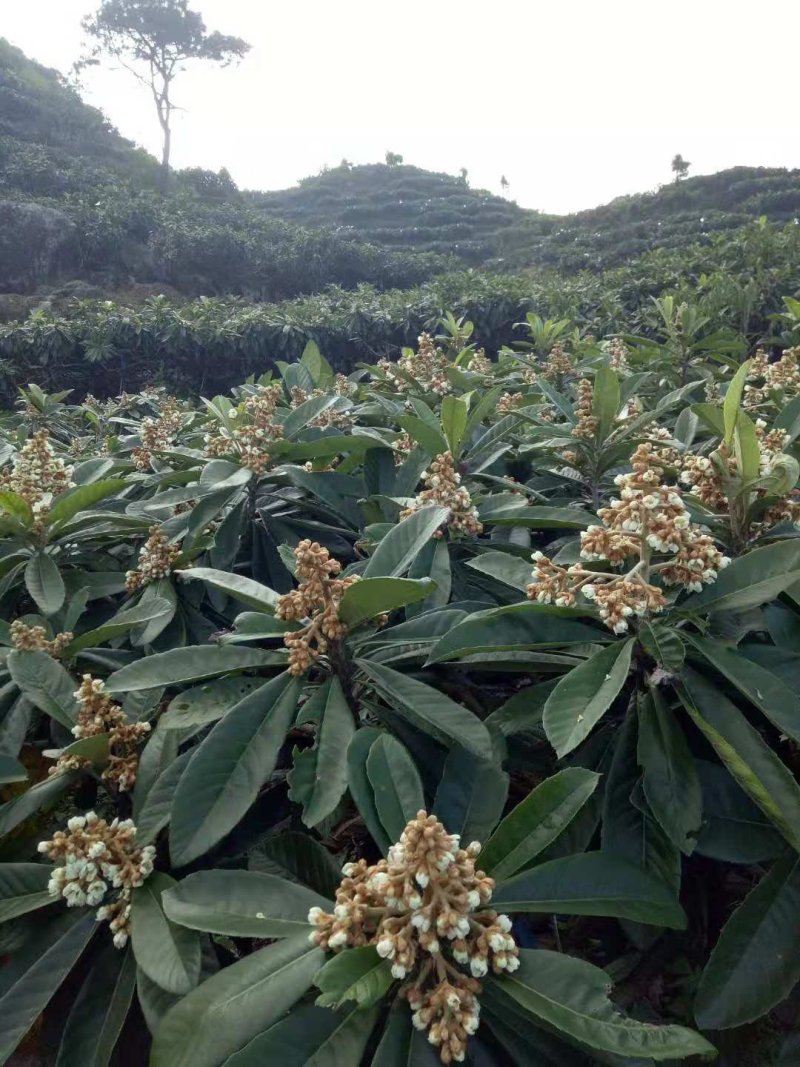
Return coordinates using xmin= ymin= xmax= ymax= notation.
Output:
xmin=2 ymin=316 xmax=800 ymax=1066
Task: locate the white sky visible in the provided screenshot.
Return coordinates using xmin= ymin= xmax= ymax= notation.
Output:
xmin=3 ymin=0 xmax=799 ymax=214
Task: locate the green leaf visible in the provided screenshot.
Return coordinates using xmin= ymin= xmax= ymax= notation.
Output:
xmin=56 ymin=944 xmax=136 ymax=1067
xmin=427 ymin=602 xmax=601 ymax=663
xmin=25 ymin=551 xmax=65 ymax=616
xmin=0 ymin=771 xmax=75 ymax=837
xmin=479 ymin=506 xmax=592 ymax=529
xmin=686 ymin=633 xmax=800 ymax=742
xmin=65 ymin=598 xmax=174 ymax=655
xmin=678 ymin=539 xmax=800 ymax=615
xmin=464 ymin=551 xmax=534 ymax=591
xmin=0 ymin=913 xmax=96 ymax=1064
xmin=288 ymin=678 xmax=355 ymax=827
xmin=441 ymin=395 xmax=469 ymax=455
xmin=314 ymin=946 xmax=393 ymax=1010
xmin=250 ymin=832 xmax=342 ymax=900
xmin=433 ymin=747 xmax=509 ymax=844
xmin=170 ymin=673 xmax=301 ymax=865
xmin=105 ymin=645 xmax=278 ymax=693
xmin=490 ymin=950 xmax=715 ymax=1061
xmin=637 ymin=623 xmax=684 ymax=670
xmin=695 ymin=760 xmax=784 ymax=865
xmin=358 ymin=660 xmax=492 ymax=759
xmin=225 ymin=1003 xmax=379 ymax=1067
xmin=678 ymin=667 xmax=800 ymax=851
xmin=0 ymin=489 xmax=32 ymax=525
xmin=47 ymin=480 xmax=127 ymax=527
xmin=480 ymin=768 xmax=600 ymax=881
xmin=695 ymin=854 xmax=800 ymax=1029
xmin=150 ymin=936 xmax=323 ymax=1067
xmin=593 ymin=366 xmax=620 ymax=442
xmin=396 ymin=415 xmax=448 ymax=457
xmin=491 ymin=852 xmax=687 ymax=927
xmin=160 ymin=676 xmax=264 ymax=730
xmin=366 ymin=733 xmax=425 ymax=842
xmin=363 ymin=505 xmax=449 ymax=577
xmin=175 ymin=567 xmax=279 ymax=611
xmin=338 ymin=577 xmax=436 ymax=627
xmin=163 ymin=869 xmax=330 ymax=938
xmin=0 ymin=862 xmax=54 ymax=922
xmin=543 ymin=640 xmax=634 ymax=758
xmin=724 ymin=359 xmax=751 ymax=445
xmin=7 ymin=648 xmax=77 ymax=728
xmin=637 ymin=690 xmax=702 ymax=854
xmin=0 ymin=753 xmax=27 ymax=784
xmin=131 ymin=872 xmax=202 ymax=995
xmin=135 ymin=750 xmax=192 ymax=845
xmin=346 ymin=728 xmax=391 ymax=855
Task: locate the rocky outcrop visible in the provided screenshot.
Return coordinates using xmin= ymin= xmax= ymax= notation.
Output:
xmin=0 ymin=201 xmax=80 ymax=293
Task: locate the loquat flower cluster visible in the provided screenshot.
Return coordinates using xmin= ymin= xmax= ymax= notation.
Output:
xmin=608 ymin=336 xmax=629 ymax=372
xmin=276 ymin=540 xmax=361 ymax=676
xmin=204 ymin=383 xmax=284 ymax=473
xmin=528 ymin=443 xmax=730 ymax=633
xmin=539 ymin=342 xmax=573 ymax=382
xmin=378 ymin=334 xmax=452 ymax=396
xmin=308 ymin=811 xmax=518 ymax=1063
xmin=50 ymin=674 xmax=151 ymax=791
xmin=38 ymin=812 xmax=155 ymax=948
xmin=10 ymin=620 xmax=72 ymax=658
xmin=572 ymin=378 xmax=599 ymax=440
xmin=125 ymin=525 xmax=181 ymax=592
xmin=131 ymin=396 xmax=185 ymax=470
xmin=400 ymin=453 xmax=482 ymax=539
xmin=0 ymin=429 xmax=74 ymax=526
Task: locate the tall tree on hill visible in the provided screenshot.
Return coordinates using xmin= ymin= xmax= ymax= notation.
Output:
xmin=500 ymin=174 xmax=509 ymax=194
xmin=79 ymin=0 xmax=250 ymax=183
xmin=671 ymin=153 xmax=691 ymax=181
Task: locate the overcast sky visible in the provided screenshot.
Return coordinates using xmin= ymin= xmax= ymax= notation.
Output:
xmin=4 ymin=0 xmax=798 ymax=214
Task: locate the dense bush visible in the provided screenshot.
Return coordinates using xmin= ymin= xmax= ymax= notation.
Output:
xmin=1 ymin=318 xmax=800 ymax=1064
xmin=2 ymin=217 xmax=800 ymax=400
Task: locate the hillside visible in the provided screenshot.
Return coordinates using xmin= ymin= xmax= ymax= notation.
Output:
xmin=2 ymin=36 xmax=800 ymax=325
xmin=255 ymin=160 xmax=800 ymax=272
xmin=251 ymin=162 xmax=535 ymax=264
xmin=0 ymin=40 xmax=451 ymax=307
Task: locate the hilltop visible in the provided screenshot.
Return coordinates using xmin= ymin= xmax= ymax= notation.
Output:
xmin=2 ymin=35 xmax=800 ymax=322
xmin=251 ymin=163 xmax=534 ymax=264
xmin=255 ymin=160 xmax=800 ymax=272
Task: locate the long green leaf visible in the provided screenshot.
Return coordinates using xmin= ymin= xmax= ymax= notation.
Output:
xmin=358 ymin=660 xmax=492 ymax=759
xmin=338 ymin=577 xmax=435 ymax=627
xmin=56 ymin=944 xmax=136 ymax=1067
xmin=288 ymin=678 xmax=355 ymax=828
xmin=0 ymin=862 xmax=54 ymax=922
xmin=678 ymin=667 xmax=800 ymax=851
xmin=175 ymin=567 xmax=279 ymax=610
xmin=490 ymin=950 xmax=714 ymax=1060
xmin=427 ymin=602 xmax=602 ymax=663
xmin=163 ymin=869 xmax=330 ymax=937
xmin=131 ymin=872 xmax=201 ymax=995
xmin=170 ymin=673 xmax=301 ymax=864
xmin=25 ymin=551 xmax=65 ymax=616
xmin=0 ymin=913 xmax=96 ymax=1063
xmin=543 ymin=640 xmax=634 ymax=758
xmin=105 ymin=646 xmax=278 ymax=693
xmin=150 ymin=935 xmax=323 ymax=1067
xmin=363 ymin=505 xmax=449 ymax=577
xmin=480 ymin=768 xmax=600 ymax=881
xmin=366 ymin=733 xmax=425 ymax=842
xmin=695 ymin=854 xmax=800 ymax=1029
xmin=678 ymin=539 xmax=800 ymax=615
xmin=491 ymin=852 xmax=687 ymax=928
